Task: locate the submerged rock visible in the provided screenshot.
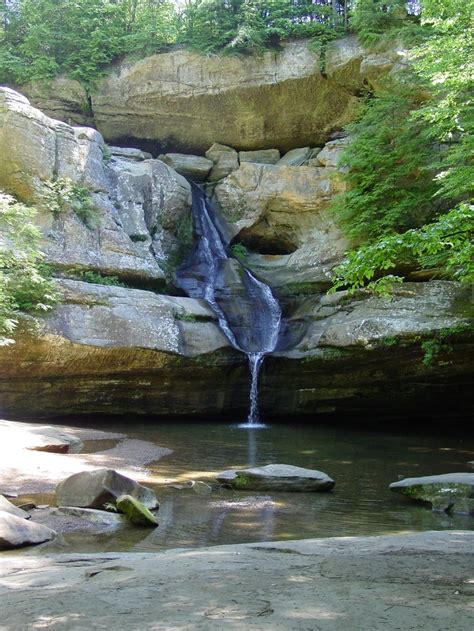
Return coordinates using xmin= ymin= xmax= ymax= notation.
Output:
xmin=390 ymin=473 xmax=474 ymax=515
xmin=0 ymin=495 xmax=31 ymax=520
xmin=0 ymin=512 xmax=56 ymax=549
xmin=56 ymin=468 xmax=159 ymax=510
xmin=216 ymin=464 xmax=335 ymax=492
xmin=116 ymin=494 xmax=158 ymax=527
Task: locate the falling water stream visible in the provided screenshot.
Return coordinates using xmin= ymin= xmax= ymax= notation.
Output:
xmin=177 ymin=185 xmax=281 ymax=426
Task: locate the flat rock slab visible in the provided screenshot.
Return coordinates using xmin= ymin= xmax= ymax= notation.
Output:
xmin=217 ymin=464 xmax=335 ymax=491
xmin=1 ymin=531 xmax=473 ymax=629
xmin=390 ymin=473 xmax=474 ymax=501
xmin=0 ymin=419 xmax=83 ymax=454
xmin=0 ymin=511 xmax=56 ymax=550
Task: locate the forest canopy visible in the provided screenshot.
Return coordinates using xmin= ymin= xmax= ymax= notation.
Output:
xmin=0 ymin=1 xmax=395 ymax=85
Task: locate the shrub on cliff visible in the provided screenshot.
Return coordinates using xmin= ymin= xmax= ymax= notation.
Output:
xmin=331 ymin=0 xmax=473 ymax=293
xmin=0 ymin=193 xmax=58 ymax=345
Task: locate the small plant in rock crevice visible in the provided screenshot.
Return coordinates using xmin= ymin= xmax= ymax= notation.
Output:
xmin=42 ymin=178 xmax=99 ymax=228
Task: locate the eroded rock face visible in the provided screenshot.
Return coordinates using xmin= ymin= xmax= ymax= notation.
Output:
xmin=0 ymin=87 xmax=192 ymax=283
xmin=214 ymin=161 xmax=348 ymax=256
xmin=21 ymin=36 xmax=384 ymax=154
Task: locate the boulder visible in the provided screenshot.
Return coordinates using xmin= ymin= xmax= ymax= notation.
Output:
xmin=116 ymin=494 xmax=158 ymax=527
xmin=216 ymin=464 xmax=335 ymax=492
xmin=208 ymin=152 xmax=240 ymax=182
xmin=158 ymin=153 xmax=212 ymax=181
xmin=389 ymin=473 xmax=474 ymax=503
xmin=205 ymin=143 xmax=236 ymax=162
xmin=277 ymin=147 xmax=312 ymax=166
xmin=315 ymin=138 xmax=350 ymax=168
xmin=431 ymin=497 xmax=474 ymax=516
xmin=239 ymin=149 xmax=280 ymax=165
xmin=109 ymin=146 xmax=152 ymax=161
xmin=0 ymin=512 xmax=56 ymax=549
xmin=214 ymin=162 xmax=347 ymax=254
xmin=0 ymin=87 xmax=192 ymax=283
xmin=56 ymin=469 xmax=159 ymax=510
xmin=0 ymin=495 xmax=30 ymax=520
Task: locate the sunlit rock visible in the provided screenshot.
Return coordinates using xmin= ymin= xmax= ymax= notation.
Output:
xmin=0 ymin=512 xmax=56 ymax=549
xmin=217 ymin=464 xmax=335 ymax=492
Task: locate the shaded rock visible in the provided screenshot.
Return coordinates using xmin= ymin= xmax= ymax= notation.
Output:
xmin=109 ymin=146 xmax=152 ymax=161
xmin=116 ymin=494 xmax=158 ymax=527
xmin=431 ymin=497 xmax=474 ymax=516
xmin=277 ymin=147 xmax=311 ymax=166
xmin=280 ymin=281 xmax=471 ymax=354
xmin=216 ymin=464 xmax=335 ymax=492
xmin=468 ymin=461 xmax=474 ymax=471
xmin=389 ymin=473 xmax=474 ymax=503
xmin=0 ymin=511 xmax=56 ymax=549
xmin=315 ymin=138 xmax=350 ymax=167
xmin=21 ymin=76 xmax=91 ymax=126
xmin=91 ymin=38 xmax=369 ymax=152
xmin=56 ymin=468 xmax=158 ymax=510
xmin=240 ymin=149 xmax=280 ymax=165
xmin=214 ymin=162 xmax=347 ymax=255
xmin=205 ymin=143 xmax=236 ymax=162
xmin=0 ymin=495 xmax=30 ymax=520
xmin=159 ymin=153 xmax=212 ymax=181
xmin=208 ymin=152 xmax=240 ymax=182
xmin=57 ymin=506 xmax=125 ymax=526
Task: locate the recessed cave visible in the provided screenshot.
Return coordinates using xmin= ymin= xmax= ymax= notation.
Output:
xmin=233 ymin=231 xmax=298 ymax=256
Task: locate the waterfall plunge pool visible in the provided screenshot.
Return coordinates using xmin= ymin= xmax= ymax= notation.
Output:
xmin=16 ymin=418 xmax=474 ymax=555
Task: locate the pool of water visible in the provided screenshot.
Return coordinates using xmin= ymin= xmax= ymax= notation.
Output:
xmin=31 ymin=418 xmax=474 ymax=554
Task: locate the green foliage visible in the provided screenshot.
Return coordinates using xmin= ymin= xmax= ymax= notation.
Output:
xmin=332 ymin=80 xmax=439 ymax=242
xmin=419 ymin=325 xmax=471 ymax=366
xmin=0 ymin=0 xmax=179 ymax=86
xmin=0 ymin=1 xmax=347 ymax=85
xmin=331 ymin=203 xmax=474 ymax=294
xmin=350 ymin=0 xmax=410 ymax=46
xmin=0 ymin=193 xmax=58 ymax=345
xmin=180 ymin=1 xmax=344 ymax=55
xmin=230 ymin=242 xmax=249 ymax=261
xmin=42 ymin=178 xmax=99 ymax=228
xmin=331 ymin=0 xmax=473 ymax=294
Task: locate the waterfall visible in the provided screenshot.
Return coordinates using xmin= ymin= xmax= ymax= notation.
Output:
xmin=177 ymin=184 xmax=281 ymax=426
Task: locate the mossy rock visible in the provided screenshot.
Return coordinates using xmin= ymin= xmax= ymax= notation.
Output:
xmin=116 ymin=494 xmax=159 ymax=527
